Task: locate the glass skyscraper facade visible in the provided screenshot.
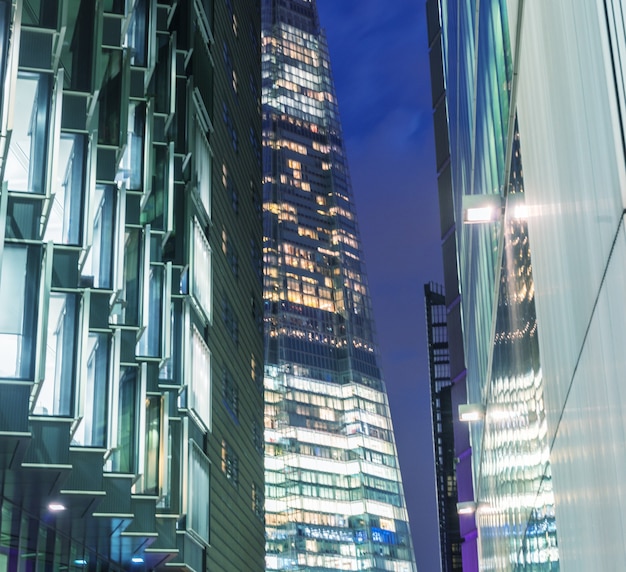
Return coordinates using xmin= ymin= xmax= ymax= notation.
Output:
xmin=261 ymin=1 xmax=417 ymax=570
xmin=0 ymin=0 xmax=264 ymax=570
xmin=428 ymin=0 xmax=558 ymax=569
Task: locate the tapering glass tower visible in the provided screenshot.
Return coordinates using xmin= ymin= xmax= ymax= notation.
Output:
xmin=261 ymin=1 xmax=417 ymax=571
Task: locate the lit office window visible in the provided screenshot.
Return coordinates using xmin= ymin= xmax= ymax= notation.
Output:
xmin=195 ymin=122 xmax=211 ymax=217
xmin=73 ymin=333 xmax=109 ymax=446
xmin=0 ymin=245 xmax=40 ymax=379
xmin=45 ymin=133 xmax=86 ymax=245
xmin=191 ymin=325 xmax=211 ymax=431
xmin=188 ymin=440 xmax=210 ymax=542
xmin=4 ymin=73 xmax=52 ymax=194
xmin=82 ymin=184 xmax=115 ymax=289
xmin=34 ymin=293 xmax=78 ymax=416
xmin=192 ymin=218 xmax=212 ymax=319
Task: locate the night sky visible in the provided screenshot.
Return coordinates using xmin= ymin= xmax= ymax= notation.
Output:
xmin=315 ymin=1 xmax=443 ymax=570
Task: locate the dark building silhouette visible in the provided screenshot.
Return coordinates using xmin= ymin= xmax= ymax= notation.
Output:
xmin=424 ymin=283 xmax=462 ymax=572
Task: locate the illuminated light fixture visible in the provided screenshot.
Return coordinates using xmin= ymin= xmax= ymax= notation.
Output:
xmin=456 ymin=501 xmax=477 ymax=515
xmin=73 ymin=559 xmax=88 ymax=567
xmin=48 ymin=502 xmax=66 ymax=512
xmin=131 ymin=556 xmax=144 ymax=564
xmin=462 ymin=194 xmax=503 ymax=224
xmin=458 ymin=403 xmax=485 ymax=422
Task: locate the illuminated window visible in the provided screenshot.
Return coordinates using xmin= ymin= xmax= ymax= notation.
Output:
xmin=221 ymin=439 xmax=239 ymax=485
xmin=195 ymin=121 xmax=212 ymax=217
xmin=190 ymin=324 xmax=212 ymax=431
xmin=191 ymin=218 xmax=212 ymax=319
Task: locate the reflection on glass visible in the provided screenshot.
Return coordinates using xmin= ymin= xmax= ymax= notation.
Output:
xmin=4 ymin=73 xmax=51 ymax=194
xmin=137 ymin=265 xmax=163 ymax=357
xmin=114 ymin=367 xmax=137 ymax=473
xmin=127 ymin=0 xmax=148 ymax=67
xmin=144 ymin=396 xmax=161 ymax=495
xmin=123 ymin=230 xmax=141 ymax=325
xmin=120 ymin=102 xmax=145 ymax=190
xmin=0 ymin=245 xmax=39 ymax=379
xmin=73 ymin=333 xmax=109 ymax=446
xmin=159 ymin=300 xmax=181 ymax=383
xmin=34 ymin=293 xmax=78 ymax=416
xmin=45 ymin=133 xmax=86 ymax=245
xmin=82 ymin=184 xmax=115 ymax=288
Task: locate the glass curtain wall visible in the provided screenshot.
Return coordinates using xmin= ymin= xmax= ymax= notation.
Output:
xmin=434 ymin=0 xmax=559 ymax=568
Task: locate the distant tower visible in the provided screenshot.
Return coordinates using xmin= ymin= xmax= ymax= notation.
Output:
xmin=424 ymin=283 xmax=463 ymax=572
xmin=261 ymin=1 xmax=418 ymax=570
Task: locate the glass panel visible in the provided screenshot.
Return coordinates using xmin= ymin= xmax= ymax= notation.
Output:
xmin=0 ymin=245 xmax=40 ymax=379
xmin=0 ymin=1 xmax=10 ymax=114
xmin=98 ymin=52 xmax=123 ymax=146
xmin=195 ymin=121 xmax=211 ymax=216
xmin=127 ymin=0 xmax=148 ymax=67
xmin=144 ymin=395 xmax=161 ymax=494
xmin=142 ymin=144 xmax=167 ymax=228
xmin=190 ymin=324 xmax=211 ymax=430
xmin=159 ymin=299 xmax=181 ymax=383
xmin=120 ymin=101 xmax=145 ymax=191
xmin=154 ymin=34 xmax=171 ymax=113
xmin=137 ymin=264 xmax=163 ymax=357
xmin=82 ymin=184 xmax=115 ymax=288
xmin=45 ymin=133 xmax=86 ymax=245
xmin=61 ymin=0 xmax=95 ymax=91
xmin=34 ymin=293 xmax=78 ymax=416
xmin=4 ymin=73 xmax=52 ymax=194
xmin=113 ymin=367 xmax=137 ymax=473
xmin=73 ymin=333 xmax=109 ymax=446
xmin=22 ymin=0 xmax=58 ymax=28
xmin=192 ymin=218 xmax=211 ymax=318
xmin=123 ymin=230 xmax=141 ymax=325
xmin=188 ymin=440 xmax=209 ymax=542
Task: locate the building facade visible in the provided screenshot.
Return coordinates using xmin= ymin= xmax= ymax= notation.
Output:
xmin=0 ymin=0 xmax=264 ymax=570
xmin=424 ymin=283 xmax=462 ymax=572
xmin=427 ymin=0 xmax=559 ymax=569
xmin=261 ymin=1 xmax=417 ymax=570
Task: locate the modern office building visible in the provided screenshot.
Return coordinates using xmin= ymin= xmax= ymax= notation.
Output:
xmin=260 ymin=1 xmax=417 ymax=570
xmin=427 ymin=0 xmax=559 ymax=569
xmin=0 ymin=0 xmax=264 ymax=570
xmin=424 ymin=283 xmax=462 ymax=572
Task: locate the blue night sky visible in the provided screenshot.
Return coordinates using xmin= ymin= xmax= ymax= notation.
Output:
xmin=316 ymin=1 xmax=443 ymax=570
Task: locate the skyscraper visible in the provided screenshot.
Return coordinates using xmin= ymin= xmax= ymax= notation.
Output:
xmin=261 ymin=1 xmax=417 ymax=570
xmin=0 ymin=0 xmax=264 ymax=570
